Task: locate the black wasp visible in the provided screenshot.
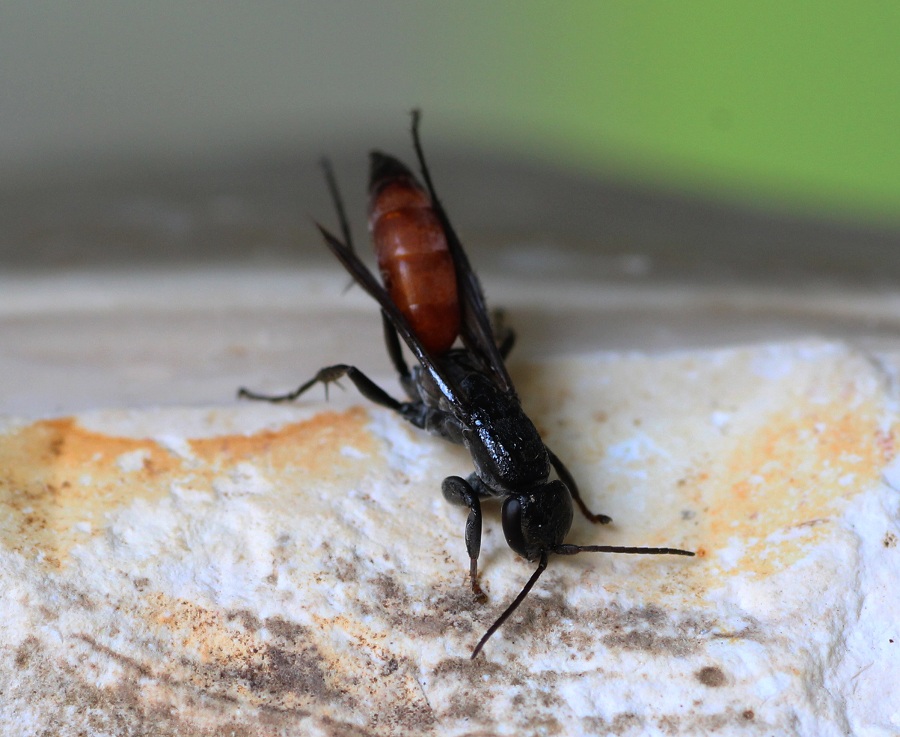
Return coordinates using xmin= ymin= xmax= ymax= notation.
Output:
xmin=239 ymin=111 xmax=694 ymax=658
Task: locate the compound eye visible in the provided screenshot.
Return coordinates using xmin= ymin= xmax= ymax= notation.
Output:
xmin=501 ymin=496 xmax=528 ymax=557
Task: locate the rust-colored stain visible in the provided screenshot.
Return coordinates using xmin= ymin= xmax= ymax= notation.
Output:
xmin=188 ymin=406 xmax=375 ymax=475
xmin=76 ymin=591 xmax=351 ymax=713
xmin=0 ymin=407 xmax=375 ymax=563
xmin=151 ymin=595 xmax=257 ymax=667
xmin=66 ymin=588 xmax=438 ymax=728
xmin=698 ymin=395 xmax=894 ymax=578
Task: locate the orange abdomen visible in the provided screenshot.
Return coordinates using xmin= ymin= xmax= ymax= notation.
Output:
xmin=368 ymin=155 xmax=460 ymax=355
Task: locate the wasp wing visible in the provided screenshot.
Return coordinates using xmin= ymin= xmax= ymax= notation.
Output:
xmin=409 ymin=113 xmax=515 ymax=395
xmin=316 ymin=224 xmax=465 ymax=409
xmin=439 ymin=207 xmax=515 ymax=395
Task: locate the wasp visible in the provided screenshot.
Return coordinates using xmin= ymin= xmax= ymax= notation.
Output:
xmin=239 ymin=111 xmax=694 ymax=658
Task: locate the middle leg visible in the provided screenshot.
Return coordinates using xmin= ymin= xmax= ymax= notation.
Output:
xmin=548 ymin=448 xmax=612 ymax=525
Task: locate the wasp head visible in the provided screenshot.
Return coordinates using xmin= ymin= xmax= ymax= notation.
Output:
xmin=501 ymin=480 xmax=574 ymax=561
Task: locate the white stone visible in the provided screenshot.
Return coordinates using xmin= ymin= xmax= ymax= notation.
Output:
xmin=0 ymin=341 xmax=897 ymax=735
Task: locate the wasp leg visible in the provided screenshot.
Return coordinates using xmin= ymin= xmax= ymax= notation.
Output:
xmin=547 ymin=448 xmax=612 ymax=525
xmin=498 ymin=328 xmax=516 ymax=360
xmin=441 ymin=475 xmax=488 ymax=603
xmin=238 ymin=364 xmax=404 ymax=411
xmin=490 ymin=308 xmax=516 ymax=359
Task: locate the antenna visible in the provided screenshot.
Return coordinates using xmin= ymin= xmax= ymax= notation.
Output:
xmin=471 ymin=544 xmax=694 ymax=658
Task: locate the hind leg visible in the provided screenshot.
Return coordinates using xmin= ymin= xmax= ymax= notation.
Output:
xmin=238 ymin=364 xmax=404 ymax=411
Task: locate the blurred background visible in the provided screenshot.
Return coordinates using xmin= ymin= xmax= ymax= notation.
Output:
xmin=2 ymin=2 xmax=897 ymax=224
xmin=2 ymin=2 xmax=899 ymax=414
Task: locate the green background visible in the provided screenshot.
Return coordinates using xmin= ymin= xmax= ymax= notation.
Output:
xmin=2 ymin=3 xmax=897 ymax=226
xmin=456 ymin=2 xmax=899 ymax=225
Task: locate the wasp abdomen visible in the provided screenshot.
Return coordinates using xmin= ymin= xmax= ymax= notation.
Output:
xmin=369 ymin=153 xmax=460 ymax=355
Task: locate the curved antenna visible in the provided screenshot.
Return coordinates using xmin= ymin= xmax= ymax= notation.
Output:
xmin=471 ymin=551 xmax=548 ymax=659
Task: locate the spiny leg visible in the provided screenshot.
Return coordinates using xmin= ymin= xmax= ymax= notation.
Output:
xmin=441 ymin=475 xmax=488 ymax=602
xmin=547 ymin=448 xmax=612 ymax=525
xmin=238 ymin=364 xmax=404 ymax=411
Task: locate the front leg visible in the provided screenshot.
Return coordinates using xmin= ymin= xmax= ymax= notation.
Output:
xmin=548 ymin=448 xmax=612 ymax=525
xmin=441 ymin=475 xmax=487 ymax=602
xmin=238 ymin=364 xmax=404 ymax=411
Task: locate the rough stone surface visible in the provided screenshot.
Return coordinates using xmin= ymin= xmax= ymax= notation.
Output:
xmin=1 ymin=341 xmax=898 ymax=735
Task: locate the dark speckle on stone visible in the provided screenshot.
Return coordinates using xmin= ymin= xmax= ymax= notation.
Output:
xmin=695 ymin=665 xmax=727 ymax=688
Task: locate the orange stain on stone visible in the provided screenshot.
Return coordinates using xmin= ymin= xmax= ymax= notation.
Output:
xmin=190 ymin=406 xmax=375 ymax=478
xmin=701 ymin=396 xmax=893 ymax=578
xmin=0 ymin=408 xmax=375 ymax=563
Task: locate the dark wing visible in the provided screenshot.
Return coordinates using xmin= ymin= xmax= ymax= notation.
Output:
xmin=316 ymin=224 xmax=465 ymax=409
xmin=409 ymin=111 xmax=515 ymax=395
